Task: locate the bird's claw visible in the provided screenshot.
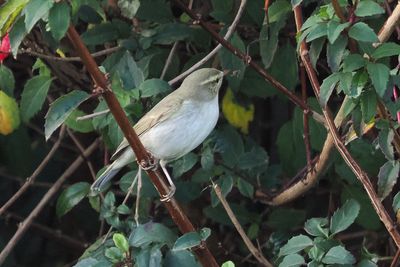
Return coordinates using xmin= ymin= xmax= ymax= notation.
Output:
xmin=139 ymin=156 xmax=158 ymax=171
xmin=160 ymin=184 xmax=176 ymax=202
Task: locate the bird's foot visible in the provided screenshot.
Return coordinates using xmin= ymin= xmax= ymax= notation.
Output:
xmin=138 ymin=156 xmax=158 ymax=171
xmin=160 ymin=184 xmax=176 ymax=202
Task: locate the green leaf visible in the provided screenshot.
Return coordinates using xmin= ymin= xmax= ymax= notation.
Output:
xmin=367 ymin=62 xmax=390 ymax=97
xmin=306 ymin=23 xmax=327 ymax=42
xmin=342 ymin=54 xmax=366 ymax=72
xmin=115 ymin=51 xmax=144 ymax=90
xmin=327 ymin=35 xmax=347 ymax=72
xmin=378 ymin=128 xmax=395 ymax=161
xmin=377 ymin=160 xmax=400 ymax=200
xmin=330 ymin=199 xmax=360 ymax=235
xmin=355 ymin=0 xmax=385 ymax=17
xmin=219 ymin=33 xmax=246 ymax=91
xmin=199 ymin=227 xmax=211 ymax=240
xmin=24 ymin=0 xmax=54 ymax=32
xmin=129 ymin=222 xmax=176 ymax=247
xmin=113 ymin=233 xmax=129 ymax=253
xmin=372 ymin=42 xmax=400 ymax=59
xmin=237 ymin=147 xmax=269 ymax=170
xmin=56 ymin=182 xmax=90 ymax=217
xmin=135 ymin=0 xmax=173 ymax=23
xmin=322 ymin=245 xmax=356 ymax=264
xmin=9 ymin=16 xmax=27 ymax=56
xmin=309 ymin=37 xmax=325 ymax=69
xmin=260 ymin=16 xmax=287 ymax=68
xmin=237 ymin=178 xmax=254 ymax=198
xmin=172 ymin=152 xmax=198 ymax=177
xmin=118 ymin=0 xmax=140 ymax=19
xmin=172 ymin=232 xmax=201 ymax=251
xmin=165 ymin=250 xmax=200 ymax=267
xmin=48 ymin=2 xmax=71 ymax=40
xmin=105 ymin=247 xmax=124 ymax=263
xmin=348 ymin=22 xmax=379 ymax=43
xmin=0 ymin=0 xmax=29 ymax=36
xmin=360 ymin=90 xmax=377 ymax=123
xmin=81 ymin=22 xmax=120 ymax=45
xmin=0 ymin=65 xmax=15 ymax=96
xmin=278 ymin=254 xmax=305 ymax=267
xmin=393 ymin=191 xmax=400 ymax=212
xmin=215 ymin=125 xmax=244 ymax=167
xmin=45 ymin=90 xmax=90 ymax=140
xmin=20 ymin=75 xmax=52 ymax=122
xmin=65 ymin=109 xmax=94 ymax=133
xmin=304 ymin=217 xmax=329 ymax=237
xmin=138 ymin=78 xmax=171 ymax=98
xmin=327 ymin=20 xmax=350 ymax=44
xmin=279 ymin=235 xmax=313 ymax=256
xmin=200 ymin=146 xmax=214 ymax=170
xmin=319 ymin=73 xmax=340 ymax=106
xmin=348 ymin=70 xmax=368 ymax=98
xmin=116 ymin=204 xmax=130 ymax=215
xmin=267 ymin=0 xmax=291 ymax=23
xmin=210 ymin=0 xmax=233 ymax=23
xmin=221 ymin=261 xmax=235 ymax=267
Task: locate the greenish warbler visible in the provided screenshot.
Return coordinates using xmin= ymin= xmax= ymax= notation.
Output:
xmin=91 ymin=68 xmax=224 ymax=199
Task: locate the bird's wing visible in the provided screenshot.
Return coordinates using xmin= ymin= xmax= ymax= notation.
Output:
xmin=111 ymin=93 xmax=184 ymax=160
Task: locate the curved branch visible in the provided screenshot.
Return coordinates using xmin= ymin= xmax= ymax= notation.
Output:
xmin=169 ymin=0 xmax=247 ymax=85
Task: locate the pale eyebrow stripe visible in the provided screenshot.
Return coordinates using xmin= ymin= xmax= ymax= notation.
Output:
xmin=200 ymin=75 xmax=220 ymax=85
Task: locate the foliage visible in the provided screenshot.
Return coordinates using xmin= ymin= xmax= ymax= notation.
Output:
xmin=0 ymin=0 xmax=399 ymax=266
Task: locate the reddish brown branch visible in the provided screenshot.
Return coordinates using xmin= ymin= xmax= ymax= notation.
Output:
xmin=332 ymin=0 xmax=346 ymax=22
xmin=0 ymin=126 xmax=66 ymax=217
xmin=0 ymin=139 xmax=100 ymax=264
xmin=66 ymin=26 xmax=219 ymax=267
xmin=293 ymin=5 xmax=400 ymax=248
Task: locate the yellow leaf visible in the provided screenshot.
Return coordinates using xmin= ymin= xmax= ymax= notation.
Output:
xmin=0 ymin=90 xmax=20 ymax=135
xmin=222 ymin=88 xmax=254 ymax=134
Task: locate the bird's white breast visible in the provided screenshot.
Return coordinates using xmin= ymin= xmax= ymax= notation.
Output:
xmin=140 ymin=96 xmax=219 ymax=162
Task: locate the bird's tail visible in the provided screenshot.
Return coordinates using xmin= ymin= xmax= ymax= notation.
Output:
xmin=91 ymin=161 xmax=122 ymax=192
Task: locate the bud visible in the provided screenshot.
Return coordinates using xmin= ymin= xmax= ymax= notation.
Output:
xmin=0 ymin=33 xmax=11 ymax=63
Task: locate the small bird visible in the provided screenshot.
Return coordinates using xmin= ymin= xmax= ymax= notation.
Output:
xmin=91 ymin=68 xmax=224 ymax=199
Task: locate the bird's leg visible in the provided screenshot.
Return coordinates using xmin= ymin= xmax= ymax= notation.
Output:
xmin=159 ymin=160 xmax=176 ymax=202
xmin=138 ymin=156 xmax=175 ymax=201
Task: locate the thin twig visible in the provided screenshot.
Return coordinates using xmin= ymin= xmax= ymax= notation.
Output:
xmin=212 ymin=182 xmax=273 ymax=267
xmin=3 ymin=211 xmax=88 ymax=251
xmin=19 ymin=46 xmax=122 ymax=62
xmin=168 ymin=0 xmax=248 ymax=85
xmin=161 ymin=42 xmax=179 ymax=80
xmin=0 ymin=139 xmax=100 ymax=264
xmin=390 ymin=248 xmax=400 ymax=267
xmin=0 ymin=126 xmax=66 ymax=217
xmin=66 ymin=128 xmax=97 ymax=180
xmin=134 ymin=168 xmax=142 ymax=226
xmin=76 ymin=109 xmax=110 ymax=121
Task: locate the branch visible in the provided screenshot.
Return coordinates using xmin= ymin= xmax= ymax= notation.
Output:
xmin=0 ymin=139 xmax=100 ymax=264
xmin=3 ymin=211 xmax=88 ymax=251
xmin=213 ymin=183 xmax=273 ymax=267
xmin=0 ymin=126 xmax=66 ymax=216
xmin=293 ymin=5 xmax=400 ymax=248
xmin=170 ymin=0 xmax=313 ymax=113
xmin=66 ymin=26 xmax=219 ymax=267
xmin=168 ymin=0 xmax=247 ymax=85
xmin=19 ymin=46 xmax=122 ymax=62
xmin=377 ymin=1 xmax=400 ymax=44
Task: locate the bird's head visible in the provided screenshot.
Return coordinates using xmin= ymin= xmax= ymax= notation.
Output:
xmin=180 ymin=68 xmax=224 ymax=101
